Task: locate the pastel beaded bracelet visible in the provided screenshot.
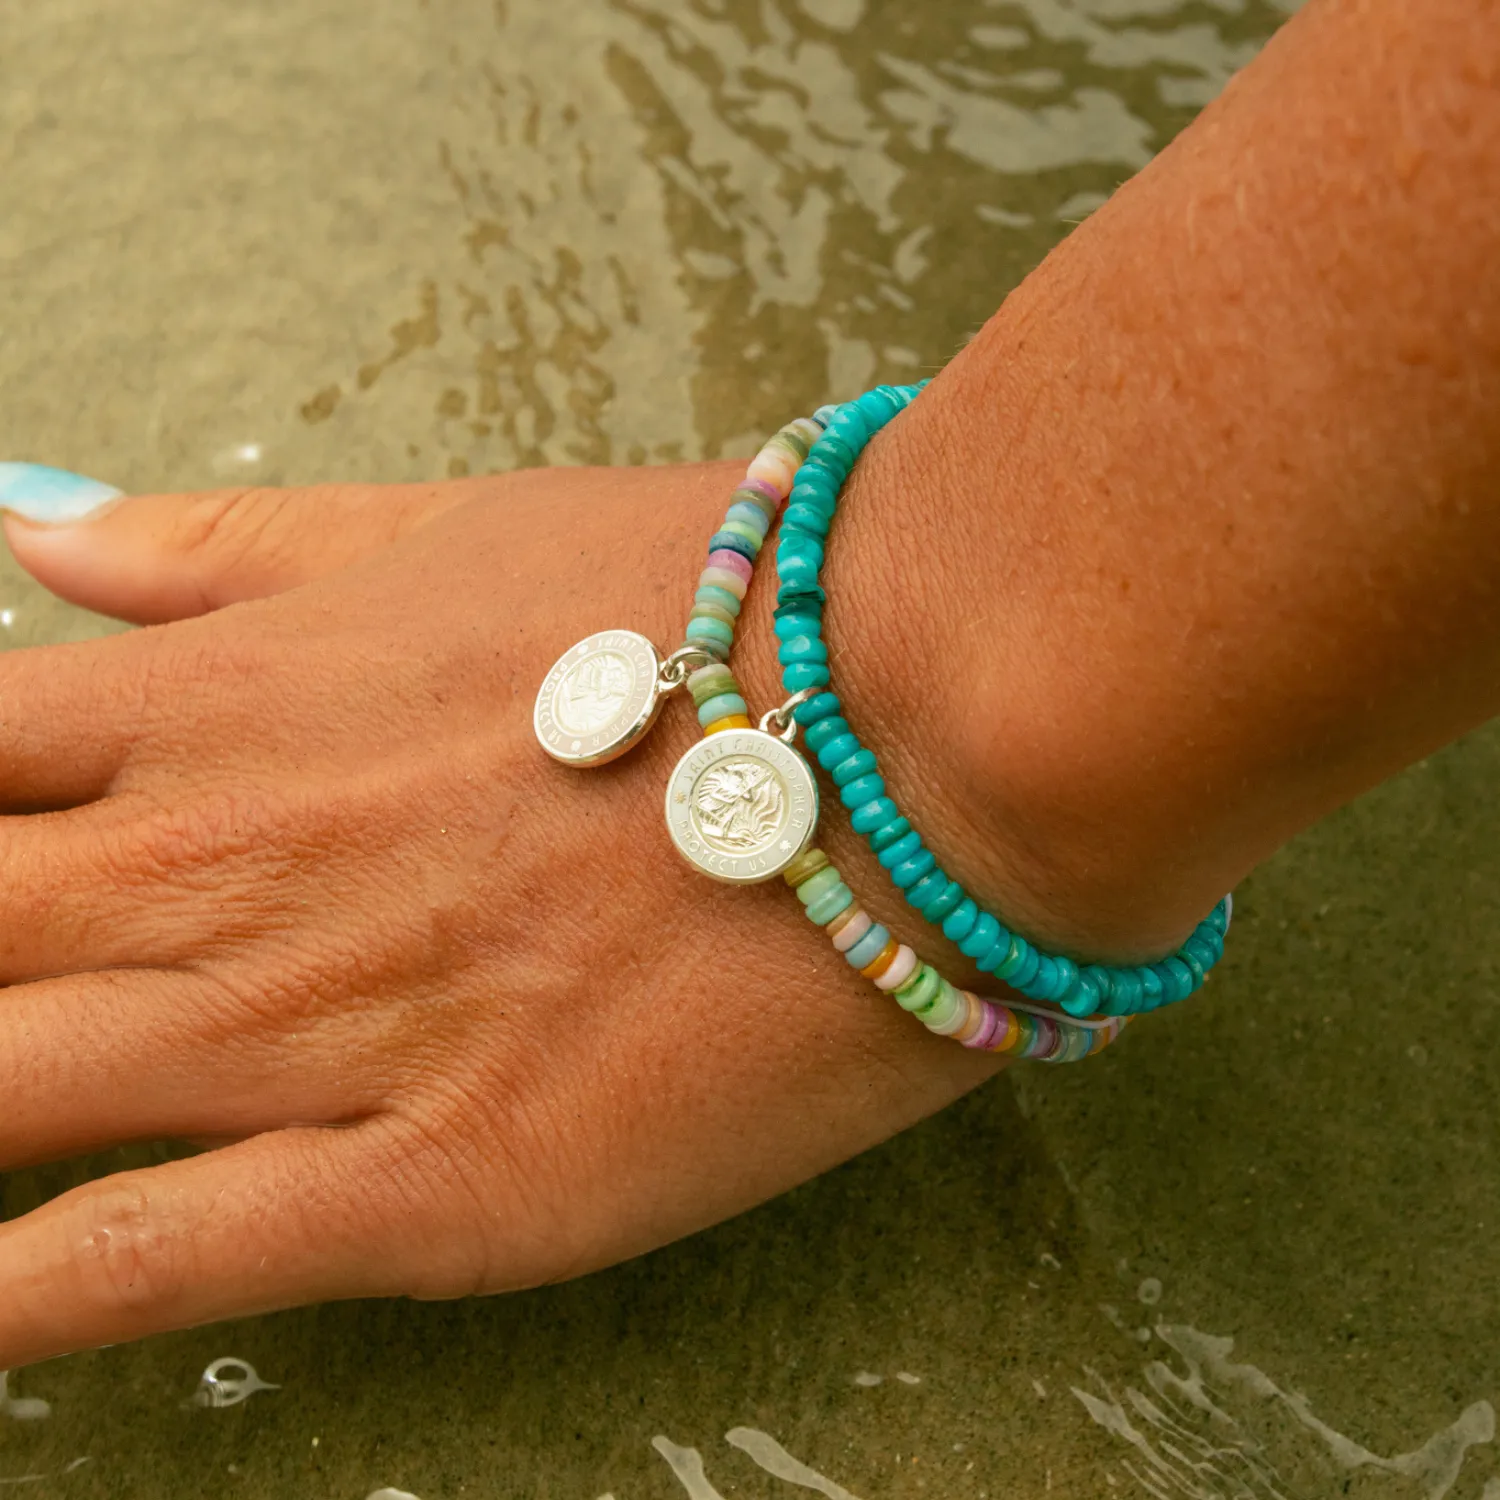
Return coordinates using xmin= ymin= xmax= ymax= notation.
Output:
xmin=534 ymin=407 xmax=1132 ymax=1062
xmin=772 ymin=382 xmax=1233 ymax=1020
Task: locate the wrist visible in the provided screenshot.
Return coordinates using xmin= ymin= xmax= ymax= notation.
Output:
xmin=729 ymin=372 xmax=1230 ymax=972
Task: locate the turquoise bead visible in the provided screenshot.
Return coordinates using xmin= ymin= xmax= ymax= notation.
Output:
xmin=1106 ymin=969 xmax=1141 ymax=1016
xmin=806 ymin=883 xmax=855 ymax=925
xmin=785 ymin=662 xmax=831 ymax=692
xmin=779 ymin=556 xmax=820 ymax=591
xmin=958 ymin=912 xmax=1000 ymax=960
xmin=817 ymin=432 xmax=858 ymax=470
xmin=890 ymin=848 xmax=936 ymax=889
xmin=1008 ymin=945 xmax=1041 ymax=988
xmin=1029 ymin=956 xmax=1061 ymax=1000
xmin=869 ymin=816 xmax=912 ymax=852
xmin=1139 ymin=967 xmax=1164 ymax=1008
xmin=795 ymin=867 xmax=844 ymax=906
xmin=725 ymin=501 xmax=770 ymax=536
xmin=686 ymin=617 xmax=734 ymax=648
xmin=1049 ymin=955 xmax=1079 ymax=998
xmin=905 ymin=870 xmax=948 ymax=911
xmin=839 ymin=773 xmax=886 ymax=808
xmin=942 ymin=899 xmax=978 ymax=943
xmin=831 ymin=750 xmax=879 ymax=787
xmin=993 ymin=937 xmax=1032 ymax=980
xmin=975 ymin=925 xmax=1013 ymax=972
xmin=921 ymin=880 xmax=965 ymax=923
xmin=877 ymin=830 xmax=923 ymax=870
xmin=777 ymin=580 xmax=826 ymax=610
xmin=783 ymin=504 xmax=832 ymax=537
xmin=844 ymin=924 xmax=890 ymax=969
xmin=793 ymin=692 xmax=841 ymax=726
xmin=696 ymin=692 xmax=748 ymax=726
xmin=803 ymin=716 xmax=850 ymax=755
xmin=850 ymin=797 xmax=899 ymax=834
xmin=778 ymin=635 xmax=829 ymax=667
xmin=788 ymin=476 xmax=835 ymax=507
xmin=815 ymin=734 xmax=861 ymax=770
xmin=696 ymin=583 xmax=742 ymax=616
xmin=1153 ymin=959 xmax=1194 ymax=1004
xmin=774 ymin=612 xmax=821 ymax=641
xmin=1061 ymin=970 xmax=1105 ymax=1018
xmin=1178 ymin=947 xmax=1207 ymax=986
xmin=778 ymin=529 xmax=824 ymax=560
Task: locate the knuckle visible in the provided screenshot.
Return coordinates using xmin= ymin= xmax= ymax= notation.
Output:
xmin=67 ymin=1181 xmax=186 ymax=1317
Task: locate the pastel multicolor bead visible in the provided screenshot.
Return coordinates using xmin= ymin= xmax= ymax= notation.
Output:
xmin=703 ymin=714 xmax=754 ymax=734
xmin=873 ymin=944 xmax=918 ymax=992
xmin=832 ymin=910 xmax=873 ymax=952
xmin=700 ymin=565 xmax=748 ymax=599
xmin=707 ymin=548 xmax=753 ymax=582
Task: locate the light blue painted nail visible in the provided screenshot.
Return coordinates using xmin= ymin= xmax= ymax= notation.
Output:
xmin=0 ymin=463 xmax=123 ymax=523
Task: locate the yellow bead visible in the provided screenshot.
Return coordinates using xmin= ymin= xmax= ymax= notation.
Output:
xmin=704 ymin=714 xmax=754 ymax=734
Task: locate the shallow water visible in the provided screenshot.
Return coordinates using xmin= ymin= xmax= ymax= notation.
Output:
xmin=4 ymin=0 xmax=1499 ymax=1496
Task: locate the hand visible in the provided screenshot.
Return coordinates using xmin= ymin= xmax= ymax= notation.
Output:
xmin=0 ymin=467 xmax=999 ymax=1368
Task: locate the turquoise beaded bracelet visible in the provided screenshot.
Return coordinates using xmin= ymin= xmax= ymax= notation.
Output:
xmin=771 ymin=382 xmax=1233 ymax=1020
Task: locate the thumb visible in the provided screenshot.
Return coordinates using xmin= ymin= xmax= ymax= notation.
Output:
xmin=0 ymin=465 xmax=483 ymax=625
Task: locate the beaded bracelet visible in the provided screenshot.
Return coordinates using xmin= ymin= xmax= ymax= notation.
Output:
xmin=772 ymin=382 xmax=1233 ymax=1020
xmin=533 ymin=408 xmax=1133 ymax=1061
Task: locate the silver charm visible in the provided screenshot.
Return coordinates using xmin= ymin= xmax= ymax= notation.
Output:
xmin=535 ymin=632 xmax=707 ymax=767
xmin=664 ymin=694 xmax=821 ymax=883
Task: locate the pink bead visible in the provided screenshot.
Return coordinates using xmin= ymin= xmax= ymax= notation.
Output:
xmin=707 ymin=549 xmax=753 ymax=583
xmin=873 ymin=944 xmax=918 ymax=992
xmin=746 ymin=448 xmax=797 ymax=497
xmin=964 ymin=1001 xmax=1002 ymax=1050
xmin=700 ymin=565 xmax=747 ymax=600
xmin=1026 ymin=1015 xmax=1060 ymax=1060
xmin=832 ymin=910 xmax=872 ymax=953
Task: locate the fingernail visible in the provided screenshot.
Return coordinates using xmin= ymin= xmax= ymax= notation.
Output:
xmin=0 ymin=463 xmax=123 ymax=524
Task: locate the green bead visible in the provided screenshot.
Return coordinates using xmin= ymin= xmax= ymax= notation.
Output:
xmin=795 ymin=866 xmax=844 ymax=906
xmin=806 ymin=883 xmax=855 ymax=925
xmin=895 ymin=965 xmax=941 ymax=1013
xmin=919 ymin=981 xmax=964 ymax=1031
xmin=689 ymin=601 xmax=737 ymax=629
xmin=695 ymin=583 xmax=743 ymax=617
xmin=686 ymin=616 xmax=734 ymax=648
xmin=696 ymin=693 xmax=748 ymax=726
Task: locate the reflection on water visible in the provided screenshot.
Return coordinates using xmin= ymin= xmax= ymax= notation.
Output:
xmin=1077 ymin=1318 xmax=1495 ymax=1500
xmin=3 ymin=0 xmax=1497 ymax=1495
